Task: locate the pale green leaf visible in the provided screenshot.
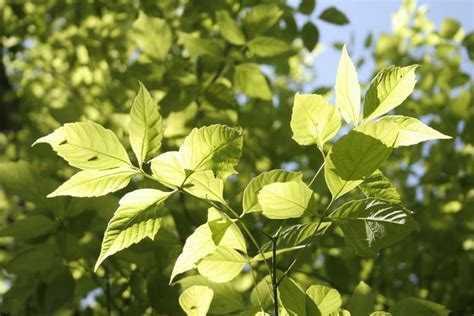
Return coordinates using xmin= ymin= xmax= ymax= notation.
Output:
xmin=278 ymin=273 xmax=307 ymax=316
xmin=48 ymin=167 xmax=138 ymax=198
xmin=234 ymin=63 xmax=272 ymax=100
xmin=250 ymin=275 xmax=273 ymax=309
xmin=370 ymin=312 xmax=391 ymax=316
xmin=258 ymin=181 xmax=313 ymax=219
xmin=129 ymin=81 xmax=163 ymax=166
xmin=216 ymin=10 xmax=245 ymax=45
xmin=131 ymin=11 xmax=172 ymax=60
xmin=360 ymin=170 xmax=402 ymax=204
xmin=364 ymin=65 xmax=418 ymax=121
xmin=348 ymin=281 xmax=374 ymax=316
xmin=179 ymin=285 xmax=214 ymax=316
xmin=377 ymin=115 xmax=451 ymax=147
xmin=197 ymin=246 xmax=246 ymax=283
xmin=391 ymin=298 xmax=450 ymax=316
xmin=178 ymin=32 xmax=224 ymax=58
xmin=336 ymin=45 xmax=361 ymax=124
xmin=306 ymin=285 xmax=342 ymax=316
xmin=95 ymin=189 xmax=173 ymax=270
xmin=185 ymin=171 xmax=224 ymax=203
xmin=208 ymin=208 xmax=246 ymax=252
xmin=178 ymin=275 xmax=245 ymax=314
xmin=179 ymin=125 xmax=243 ymax=179
xmin=34 ymin=121 xmax=131 ymax=170
xmin=150 ymin=151 xmax=185 ymax=188
xmin=324 ymin=120 xmax=399 ymax=200
xmin=243 ymin=4 xmax=283 ymax=38
xmin=279 ymin=221 xmax=332 ymax=248
xmin=329 ymin=199 xmax=418 ymax=256
xmin=242 ymin=169 xmax=303 ymax=214
xmin=171 ymin=224 xmax=216 ymax=283
xmin=248 ymin=36 xmax=290 ymax=57
xmin=291 ymin=93 xmax=341 ymax=148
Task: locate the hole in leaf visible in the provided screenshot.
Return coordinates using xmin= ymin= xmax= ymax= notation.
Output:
xmin=88 ymin=156 xmax=99 ymax=161
xmin=59 ymin=139 xmax=67 ymax=145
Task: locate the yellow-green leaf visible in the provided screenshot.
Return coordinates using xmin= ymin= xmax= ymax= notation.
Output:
xmin=48 ymin=167 xmax=138 ymax=198
xmin=234 ymin=63 xmax=272 ymax=100
xmin=197 ymin=246 xmax=246 ymax=283
xmin=131 ymin=11 xmax=172 ymax=60
xmin=216 ymin=10 xmax=245 ymax=45
xmin=291 ymin=93 xmax=341 ymax=148
xmin=248 ymin=36 xmax=290 ymax=57
xmin=336 ymin=45 xmax=361 ymax=124
xmin=129 ymin=81 xmax=163 ymax=166
xmin=34 ymin=121 xmax=131 ymax=170
xmin=306 ymin=285 xmax=342 ymax=315
xmin=179 ymin=285 xmax=214 ymax=316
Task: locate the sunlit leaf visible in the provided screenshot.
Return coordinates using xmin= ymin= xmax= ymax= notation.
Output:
xmin=243 ymin=4 xmax=283 ymax=38
xmin=95 ymin=189 xmax=173 ymax=270
xmin=348 ymin=281 xmax=374 ymax=316
xmin=34 ymin=121 xmax=131 ymax=170
xmin=131 ymin=11 xmax=172 ymax=60
xmin=258 ymin=181 xmax=313 ymax=219
xmin=360 ymin=170 xmax=402 ymax=204
xmin=291 ymin=93 xmax=341 ymax=149
xmin=306 ymin=285 xmax=342 ymax=315
xmin=216 ymin=10 xmax=245 ymax=45
xmin=129 ymin=81 xmax=163 ymax=166
xmin=179 ymin=285 xmax=214 ymax=316
xmin=248 ymin=36 xmax=290 ymax=57
xmin=336 ymin=45 xmax=361 ymax=124
xmin=234 ymin=63 xmax=272 ymax=100
xmin=197 ymin=246 xmax=246 ymax=283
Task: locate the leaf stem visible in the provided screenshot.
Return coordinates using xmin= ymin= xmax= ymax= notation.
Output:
xmin=272 ymin=235 xmax=279 ymax=316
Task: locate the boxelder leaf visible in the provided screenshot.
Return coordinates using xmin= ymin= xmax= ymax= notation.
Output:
xmin=247 ymin=36 xmax=290 ymax=57
xmin=360 ymin=170 xmax=402 ymax=204
xmin=216 ymin=10 xmax=245 ymax=45
xmin=178 ymin=32 xmax=224 ymax=58
xmin=329 ymin=199 xmax=418 ymax=256
xmin=291 ymin=93 xmax=341 ymax=149
xmin=348 ymin=281 xmax=375 ymax=316
xmin=319 ymin=7 xmax=349 ymax=25
xmin=95 ymin=189 xmax=173 ymax=271
xmin=377 ymin=115 xmax=451 ymax=147
xmin=242 ymin=169 xmax=303 ymax=215
xmin=196 ymin=246 xmax=246 ymax=283
xmin=306 ymin=285 xmax=342 ymax=315
xmin=48 ymin=167 xmax=138 ymax=198
xmin=129 ymin=81 xmax=163 ymax=166
xmin=336 ymin=45 xmax=361 ymax=124
xmin=234 ymin=63 xmax=272 ymax=100
xmin=364 ymin=65 xmax=419 ymax=121
xmin=258 ymin=181 xmax=313 ymax=219
xmin=179 ymin=285 xmax=214 ymax=316
xmin=324 ymin=120 xmax=399 ymax=200
xmin=243 ymin=4 xmax=283 ymax=38
xmin=278 ymin=273 xmax=307 ymax=316
xmin=131 ymin=11 xmax=172 ymax=60
xmin=33 ymin=121 xmax=131 ymax=170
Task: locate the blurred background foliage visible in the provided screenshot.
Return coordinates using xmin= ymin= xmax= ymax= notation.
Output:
xmin=0 ymin=0 xmax=472 ymax=315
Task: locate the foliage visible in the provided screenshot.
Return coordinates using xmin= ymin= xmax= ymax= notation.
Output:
xmin=0 ymin=0 xmax=472 ymax=315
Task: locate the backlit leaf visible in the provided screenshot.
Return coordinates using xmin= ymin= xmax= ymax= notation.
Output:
xmin=179 ymin=285 xmax=214 ymax=316
xmin=197 ymin=246 xmax=246 ymax=283
xmin=131 ymin=11 xmax=172 ymax=60
xmin=234 ymin=63 xmax=272 ymax=100
xmin=248 ymin=36 xmax=290 ymax=57
xmin=243 ymin=4 xmax=283 ymax=38
xmin=360 ymin=170 xmax=402 ymax=204
xmin=306 ymin=285 xmax=342 ymax=315
xmin=336 ymin=45 xmax=361 ymax=124
xmin=216 ymin=10 xmax=245 ymax=45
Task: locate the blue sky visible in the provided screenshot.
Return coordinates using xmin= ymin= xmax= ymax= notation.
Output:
xmin=291 ymin=0 xmax=474 ymax=87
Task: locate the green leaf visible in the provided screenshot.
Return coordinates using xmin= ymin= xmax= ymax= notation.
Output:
xmin=178 ymin=275 xmax=245 ymax=314
xmin=179 ymin=125 xmax=243 ymax=178
xmin=279 ymin=273 xmax=307 ymax=316
xmin=250 ymin=276 xmax=273 ymax=309
xmin=179 ymin=285 xmax=214 ymax=316
xmin=48 ymin=167 xmax=138 ymax=197
xmin=234 ymin=63 xmax=272 ymax=100
xmin=306 ymin=285 xmax=342 ymax=315
xmin=336 ymin=45 xmax=361 ymax=124
xmin=391 ymin=298 xmax=450 ymax=316
xmin=216 ymin=10 xmax=245 ymax=45
xmin=178 ymin=32 xmax=224 ymax=58
xmin=95 ymin=189 xmax=173 ymax=271
xmin=319 ymin=7 xmax=349 ymax=25
xmin=208 ymin=208 xmax=246 ymax=252
xmin=131 ymin=11 xmax=172 ymax=60
xmin=363 ymin=65 xmax=418 ymax=121
xmin=360 ymin=170 xmax=402 ymax=204
xmin=329 ymin=199 xmax=418 ymax=256
xmin=279 ymin=221 xmax=332 ymax=248
xmin=370 ymin=312 xmax=391 ymax=316
xmin=291 ymin=93 xmax=341 ymax=149
xmin=440 ymin=18 xmax=461 ymax=39
xmin=258 ymin=181 xmax=313 ymax=219
xmin=0 ymin=215 xmax=56 ymax=240
xmin=377 ymin=115 xmax=451 ymax=147
xmin=348 ymin=281 xmax=374 ymax=316
xmin=243 ymin=4 xmax=283 ymax=38
xmin=197 ymin=246 xmax=246 ymax=283
xmin=34 ymin=121 xmax=131 ymax=170
xmin=301 ymin=22 xmax=319 ymax=51
xmin=242 ymin=169 xmax=303 ymax=214
xmin=248 ymin=36 xmax=290 ymax=57
xmin=299 ymin=0 xmax=316 ymax=15
xmin=184 ymin=171 xmax=225 ymax=203
xmin=129 ymin=81 xmax=163 ymax=166
xmin=324 ymin=120 xmax=399 ymax=200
